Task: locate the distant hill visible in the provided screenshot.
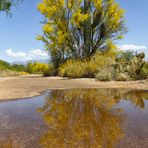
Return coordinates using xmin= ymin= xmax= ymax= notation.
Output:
xmin=12 ymin=59 xmax=49 ymax=65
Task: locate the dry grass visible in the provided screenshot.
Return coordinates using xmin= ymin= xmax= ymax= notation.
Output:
xmin=0 ymin=70 xmax=30 ymax=77
xmin=0 ymin=70 xmax=20 ymax=77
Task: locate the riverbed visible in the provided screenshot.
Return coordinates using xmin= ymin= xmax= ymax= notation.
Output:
xmin=0 ymin=75 xmax=148 ymax=100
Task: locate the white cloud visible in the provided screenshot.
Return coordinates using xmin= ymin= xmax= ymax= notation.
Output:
xmin=6 ymin=49 xmax=48 ymax=61
xmin=6 ymin=49 xmax=26 ymax=58
xmin=30 ymin=49 xmax=48 ymax=57
xmin=118 ymin=44 xmax=147 ymax=51
xmin=118 ymin=44 xmax=148 ymax=61
xmin=6 ymin=45 xmax=148 ymax=61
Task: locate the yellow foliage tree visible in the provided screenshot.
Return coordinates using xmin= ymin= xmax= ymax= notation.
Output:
xmin=38 ymin=0 xmax=127 ymax=67
xmin=26 ymin=62 xmax=49 ymax=74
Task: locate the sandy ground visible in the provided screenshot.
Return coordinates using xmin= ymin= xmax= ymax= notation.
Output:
xmin=0 ymin=75 xmax=148 ymax=100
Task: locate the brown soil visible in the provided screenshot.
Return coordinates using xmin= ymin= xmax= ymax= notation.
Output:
xmin=0 ymin=75 xmax=148 ymax=100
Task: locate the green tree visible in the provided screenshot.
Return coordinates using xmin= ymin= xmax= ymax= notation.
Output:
xmin=0 ymin=0 xmax=11 ymax=12
xmin=10 ymin=64 xmax=26 ymax=72
xmin=0 ymin=0 xmax=21 ymax=13
xmin=0 ymin=59 xmax=10 ymax=70
xmin=38 ymin=0 xmax=127 ymax=67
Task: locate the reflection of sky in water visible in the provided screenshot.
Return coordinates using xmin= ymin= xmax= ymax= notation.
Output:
xmin=0 ymin=89 xmax=147 ymax=148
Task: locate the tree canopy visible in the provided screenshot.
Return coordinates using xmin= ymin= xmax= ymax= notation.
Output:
xmin=0 ymin=0 xmax=21 ymax=13
xmin=38 ymin=0 xmax=127 ymax=67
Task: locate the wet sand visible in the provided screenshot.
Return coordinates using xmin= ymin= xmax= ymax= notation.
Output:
xmin=0 ymin=75 xmax=148 ymax=100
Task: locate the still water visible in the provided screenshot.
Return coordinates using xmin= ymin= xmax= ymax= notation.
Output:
xmin=0 ymin=89 xmax=148 ymax=148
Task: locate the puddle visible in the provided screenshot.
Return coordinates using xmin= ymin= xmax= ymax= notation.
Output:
xmin=0 ymin=89 xmax=147 ymax=148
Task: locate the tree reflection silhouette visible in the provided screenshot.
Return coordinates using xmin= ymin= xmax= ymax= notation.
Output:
xmin=38 ymin=89 xmax=129 ymax=148
xmin=0 ymin=89 xmax=147 ymax=148
xmin=0 ymin=140 xmax=12 ymax=148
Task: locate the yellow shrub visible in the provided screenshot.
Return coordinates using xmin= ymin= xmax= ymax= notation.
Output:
xmin=26 ymin=62 xmax=49 ymax=74
xmin=59 ymin=52 xmax=115 ymax=78
xmin=59 ymin=59 xmax=87 ymax=78
xmin=19 ymin=72 xmax=29 ymax=76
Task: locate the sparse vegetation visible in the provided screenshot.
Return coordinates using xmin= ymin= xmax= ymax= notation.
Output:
xmin=0 ymin=69 xmax=20 ymax=77
xmin=59 ymin=50 xmax=148 ymax=81
xmin=0 ymin=60 xmax=21 ymax=77
xmin=0 ymin=59 xmax=52 ymax=77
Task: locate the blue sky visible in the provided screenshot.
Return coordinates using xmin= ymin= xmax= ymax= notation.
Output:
xmin=0 ymin=0 xmax=147 ymax=62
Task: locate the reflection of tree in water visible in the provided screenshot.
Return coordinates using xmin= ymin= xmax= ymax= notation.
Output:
xmin=38 ymin=89 xmax=127 ymax=148
xmin=0 ymin=139 xmax=12 ymax=148
xmin=0 ymin=89 xmax=146 ymax=148
xmin=113 ymin=89 xmax=148 ymax=109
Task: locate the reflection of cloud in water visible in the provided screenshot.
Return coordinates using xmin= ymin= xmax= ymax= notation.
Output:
xmin=38 ymin=89 xmax=148 ymax=148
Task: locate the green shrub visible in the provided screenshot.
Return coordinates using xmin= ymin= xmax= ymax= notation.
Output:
xmin=139 ymin=63 xmax=148 ymax=79
xmin=0 ymin=60 xmax=10 ymax=70
xmin=43 ymin=64 xmax=56 ymax=77
xmin=10 ymin=64 xmax=26 ymax=72
xmin=143 ymin=62 xmax=148 ymax=69
xmin=95 ymin=66 xmax=114 ymax=81
xmin=117 ymin=50 xmax=136 ymax=61
xmin=115 ymin=52 xmax=145 ymax=80
xmin=139 ymin=69 xmax=148 ymax=79
xmin=0 ymin=60 xmax=27 ymax=73
xmin=95 ymin=72 xmax=112 ymax=81
xmin=115 ymin=73 xmax=131 ymax=81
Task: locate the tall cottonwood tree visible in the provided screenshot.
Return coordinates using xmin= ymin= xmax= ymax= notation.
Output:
xmin=38 ymin=0 xmax=127 ymax=67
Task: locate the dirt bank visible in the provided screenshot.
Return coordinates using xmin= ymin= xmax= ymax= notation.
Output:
xmin=0 ymin=75 xmax=148 ymax=100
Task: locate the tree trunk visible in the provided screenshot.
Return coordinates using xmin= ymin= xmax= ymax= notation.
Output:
xmin=84 ymin=0 xmax=92 ymax=58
